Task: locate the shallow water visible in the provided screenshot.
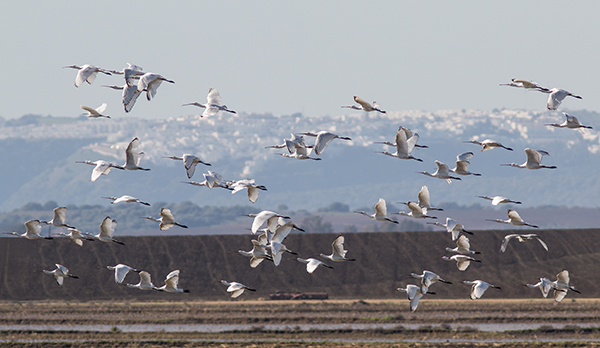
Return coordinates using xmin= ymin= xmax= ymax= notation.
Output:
xmin=1 ymin=322 xmax=598 ymax=333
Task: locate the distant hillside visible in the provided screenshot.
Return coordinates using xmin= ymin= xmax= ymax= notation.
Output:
xmin=0 ymin=108 xmax=599 ymax=216
xmin=1 ymin=229 xmax=598 ymax=301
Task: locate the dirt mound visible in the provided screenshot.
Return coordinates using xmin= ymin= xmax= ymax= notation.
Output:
xmin=1 ymin=229 xmax=598 ymax=301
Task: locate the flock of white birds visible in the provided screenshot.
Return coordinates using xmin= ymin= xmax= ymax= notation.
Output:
xmin=2 ymin=66 xmax=589 ymax=308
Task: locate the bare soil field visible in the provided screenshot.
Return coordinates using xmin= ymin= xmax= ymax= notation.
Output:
xmin=1 ymin=299 xmax=600 ymax=347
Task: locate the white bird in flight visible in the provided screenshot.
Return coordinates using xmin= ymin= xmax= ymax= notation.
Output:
xmin=499 ymin=233 xmax=548 ymax=253
xmin=127 ymin=271 xmax=158 ymax=290
xmin=300 ymin=131 xmax=352 ymax=155
xmin=297 ymin=257 xmax=334 ymax=273
xmin=341 ymin=95 xmax=386 ymax=113
xmin=418 ymin=160 xmax=462 ymax=184
xmin=101 ymin=84 xmax=142 ymax=113
xmin=410 ymin=270 xmax=452 ymax=294
xmin=3 ymin=219 xmax=52 ymax=240
xmin=164 ymin=154 xmax=211 ymax=179
xmin=108 ymin=63 xmax=144 ymax=87
xmin=264 ymin=221 xmax=299 ymax=266
xmin=137 ymin=72 xmax=174 ymax=101
xmin=122 ymin=138 xmax=151 ymax=171
xmin=156 ymin=270 xmax=189 ymax=293
xmin=53 ymin=227 xmax=93 ymax=246
xmin=87 ymin=216 xmax=125 ymax=245
xmin=226 ymin=179 xmax=267 ymax=203
xmin=446 ymin=234 xmax=480 ymax=255
xmin=41 ymin=207 xmax=73 ymax=233
xmin=182 ymin=171 xmax=229 ymax=190
xmin=265 ymin=133 xmax=310 ymax=154
xmin=182 ymin=88 xmax=236 ymax=117
xmin=545 ymin=113 xmax=592 ymax=130
xmin=396 ymin=202 xmax=437 ymax=219
xmin=477 ymin=195 xmax=522 ymax=206
xmin=551 ymin=270 xmax=580 ymax=302
xmin=102 ymin=195 xmax=150 ymax=206
xmin=354 ymin=198 xmax=398 ymax=224
xmin=76 ymin=159 xmax=124 ymax=181
xmin=525 ymin=277 xmax=554 ymax=298
xmin=417 ymin=186 xmax=443 ymax=212
xmin=141 ymin=208 xmax=188 ymax=230
xmin=488 ymin=209 xmax=540 ymax=230
xmin=374 ymin=127 xmax=428 ymax=149
xmin=450 ymin=152 xmax=481 ymax=176
xmin=376 ymin=126 xmax=422 ymax=162
xmin=500 ymin=148 xmax=556 ymax=170
xmin=463 ymin=280 xmax=501 ymax=299
xmin=463 ymin=139 xmax=513 ymax=152
xmin=106 ymin=264 xmax=140 ymax=284
xmin=320 ymin=235 xmax=356 ymax=262
xmin=239 ymin=239 xmax=273 ymax=268
xmin=221 ymin=280 xmax=256 ymax=298
xmin=442 ymin=254 xmax=482 ymax=271
xmin=427 ymin=218 xmax=473 ymax=241
xmin=43 ymin=264 xmax=78 ymax=286
xmin=277 ymin=143 xmax=322 ymax=160
xmin=397 ymin=284 xmax=434 ymax=312
xmin=246 ymin=210 xmax=291 ymax=234
xmin=63 ymin=64 xmax=112 ymax=87
xmin=499 ymin=78 xmax=550 ymax=92
xmin=80 ymin=103 xmax=110 ymax=119
xmin=546 ymin=88 xmax=582 ymax=110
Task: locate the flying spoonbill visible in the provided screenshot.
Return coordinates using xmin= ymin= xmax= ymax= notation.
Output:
xmin=141 ymin=208 xmax=188 ymax=230
xmin=419 ymin=160 xmax=461 ymax=184
xmin=137 ymin=72 xmax=174 ymax=100
xmin=488 ymin=209 xmax=540 ymax=230
xmin=102 ymin=195 xmax=150 ymax=206
xmin=477 ymin=195 xmax=522 ymax=206
xmin=427 ymin=218 xmax=473 ymax=241
xmin=300 ymin=131 xmax=352 ymax=155
xmin=396 ymin=202 xmax=437 ymax=219
xmin=546 ymin=88 xmax=582 ymax=110
xmin=239 ymin=239 xmax=273 ymax=268
xmin=87 ymin=216 xmax=125 ymax=245
xmin=63 ymin=64 xmax=112 ymax=87
xmin=106 ymin=264 xmax=140 ymax=284
xmin=182 ymin=88 xmax=236 ymax=117
xmin=320 ymin=235 xmax=356 ymax=262
xmin=108 ymin=63 xmax=144 ymax=86
xmin=76 ymin=159 xmax=124 ymax=181
xmin=164 ymin=154 xmax=211 ymax=179
xmin=265 ymin=133 xmax=310 ymax=153
xmin=545 ymin=113 xmax=592 ymax=130
xmin=524 ymin=277 xmax=554 ymax=298
xmin=410 ymin=270 xmax=452 ymax=294
xmin=246 ymin=210 xmax=291 ymax=234
xmin=226 ymin=179 xmax=267 ymax=203
xmin=499 ymin=233 xmax=547 ymax=253
xmin=354 ymin=198 xmax=398 ymax=224
xmin=81 ymin=103 xmax=110 ymax=119
xmin=500 ymin=148 xmax=556 ymax=169
xmin=297 ymin=257 xmax=334 ymax=273
xmin=53 ymin=228 xmax=93 ymax=246
xmin=277 ymin=143 xmax=321 ymax=160
xmin=374 ymin=127 xmax=428 ymax=149
xmin=41 ymin=207 xmax=74 ymax=236
xmin=101 ymin=84 xmax=141 ymax=113
xmin=376 ymin=126 xmax=422 ymax=162
xmin=3 ymin=220 xmax=51 ymax=240
xmin=265 ymin=221 xmax=299 ymax=266
xmin=446 ymin=234 xmax=480 ymax=255
xmin=450 ymin=152 xmax=481 ymax=176
xmin=122 ymin=138 xmax=151 ymax=171
xmin=463 ymin=139 xmax=513 ymax=152
xmin=442 ymin=254 xmax=482 ymax=271
xmin=182 ymin=171 xmax=229 ymax=190
xmin=397 ymin=284 xmax=434 ymax=312
xmin=463 ymin=280 xmax=501 ymax=299
xmin=127 ymin=271 xmax=158 ymax=290
xmin=499 ymin=78 xmax=550 ymax=92
xmin=43 ymin=264 xmax=78 ymax=286
xmin=552 ymin=270 xmax=580 ymax=302
xmin=417 ymin=186 xmax=443 ymax=212
xmin=156 ymin=270 xmax=189 ymax=293
xmin=341 ymin=95 xmax=386 ymax=113
xmin=221 ymin=280 xmax=255 ymax=298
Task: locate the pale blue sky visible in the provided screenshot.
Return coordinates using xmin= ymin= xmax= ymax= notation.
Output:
xmin=1 ymin=1 xmax=598 ymax=120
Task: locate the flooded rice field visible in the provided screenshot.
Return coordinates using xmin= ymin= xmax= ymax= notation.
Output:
xmin=1 ymin=298 xmax=600 ymax=347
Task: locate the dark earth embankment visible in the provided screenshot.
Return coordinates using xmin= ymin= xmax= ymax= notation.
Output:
xmin=1 ymin=228 xmax=599 ymax=301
